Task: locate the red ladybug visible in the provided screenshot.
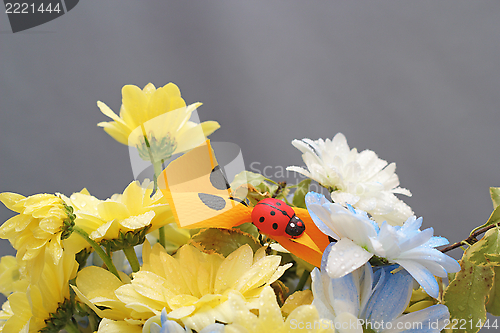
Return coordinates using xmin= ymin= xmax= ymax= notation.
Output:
xmin=251 ymin=198 xmax=306 ymax=239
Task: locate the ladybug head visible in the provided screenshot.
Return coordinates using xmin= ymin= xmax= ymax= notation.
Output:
xmin=285 ymin=215 xmax=306 ymax=238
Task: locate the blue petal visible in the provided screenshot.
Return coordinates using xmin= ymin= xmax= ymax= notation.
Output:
xmin=398 ymin=228 xmax=434 ymax=252
xmin=311 ymin=268 xmax=336 ymax=322
xmin=391 ymin=304 xmax=450 ymax=333
xmin=394 ymin=259 xmax=439 ymax=298
xmin=306 ymin=192 xmax=340 ymax=239
xmin=363 ymin=266 xmax=413 ymax=324
xmin=160 ymin=308 xmax=168 ymax=326
xmin=425 ymin=236 xmax=449 ymax=248
xmin=400 ymin=216 xmax=423 ymax=233
xmin=328 ymin=267 xmax=361 ymax=317
xmin=321 ymin=242 xmax=336 ymax=272
xmin=150 ymin=323 xmax=161 ymax=333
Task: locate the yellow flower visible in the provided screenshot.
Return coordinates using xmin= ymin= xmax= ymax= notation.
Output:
xmin=224 ymin=286 xmax=334 ymax=333
xmin=74 ymin=242 xmax=291 ymax=331
xmin=65 ymin=180 xmax=172 ymax=245
xmin=97 ymin=83 xmax=220 ymax=161
xmin=0 ymin=193 xmax=74 ymax=282
xmin=2 ymin=250 xmax=78 ymax=333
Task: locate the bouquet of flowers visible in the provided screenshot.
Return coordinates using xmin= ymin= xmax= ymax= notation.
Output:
xmin=0 ymin=82 xmax=499 ymax=333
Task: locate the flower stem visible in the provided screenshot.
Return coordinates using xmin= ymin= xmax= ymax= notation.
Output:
xmin=123 ymin=246 xmax=140 ymax=272
xmin=439 ymin=222 xmax=500 ymax=253
xmin=152 ymin=159 xmax=167 ymax=248
xmin=294 ymin=269 xmax=310 ymax=292
xmin=159 ymin=226 xmax=166 ymax=248
xmin=73 ymin=226 xmax=121 ymax=280
xmin=141 ymin=131 xmax=167 ymax=248
xmin=63 ymin=320 xmax=81 ymax=333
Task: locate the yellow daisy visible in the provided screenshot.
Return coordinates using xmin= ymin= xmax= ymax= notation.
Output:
xmin=65 ymin=180 xmax=172 ymax=246
xmin=224 ymin=287 xmax=334 ymax=333
xmin=0 ymin=192 xmax=75 ymax=282
xmin=74 ymin=242 xmax=291 ymax=331
xmin=97 ymin=82 xmax=220 ymax=161
xmin=1 ymin=250 xmax=78 ymax=333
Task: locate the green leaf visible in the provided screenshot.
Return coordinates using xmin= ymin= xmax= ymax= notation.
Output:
xmin=189 ymin=228 xmax=261 ymax=257
xmin=469 ymin=206 xmax=500 ymax=238
xmin=292 ymin=178 xmax=311 ymax=209
xmin=231 ymin=170 xmax=277 ymax=189
xmin=485 ymin=253 xmax=500 ymax=316
xmin=491 ymin=187 xmax=500 ymax=209
xmin=234 ymin=222 xmax=261 ymax=240
xmin=466 ymin=228 xmax=500 ymax=265
xmin=230 ymin=170 xmax=281 ymax=205
xmin=443 ymin=258 xmax=494 ymax=333
xmin=460 ymin=228 xmax=500 ymax=317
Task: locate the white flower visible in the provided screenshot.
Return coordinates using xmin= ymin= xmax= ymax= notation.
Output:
xmin=305 ymin=192 xmax=460 ymax=298
xmin=287 ymin=133 xmax=413 ymax=226
xmin=311 ymin=263 xmax=450 ymax=333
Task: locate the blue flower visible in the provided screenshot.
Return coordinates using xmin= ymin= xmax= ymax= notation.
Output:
xmin=311 ymin=262 xmax=450 ymax=333
xmin=306 ymin=192 xmax=460 ymax=298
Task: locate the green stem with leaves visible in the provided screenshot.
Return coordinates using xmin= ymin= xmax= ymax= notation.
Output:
xmin=141 ymin=131 xmax=167 ymax=248
xmin=440 ymin=222 xmax=500 ymax=253
xmin=123 ymin=246 xmax=141 ymax=272
xmin=73 ymin=226 xmax=121 ymax=280
xmin=152 ymin=158 xmax=166 ymax=248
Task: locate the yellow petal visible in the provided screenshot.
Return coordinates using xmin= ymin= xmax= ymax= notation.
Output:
xmin=98 ymin=201 xmax=130 ymax=220
xmin=163 ymin=82 xmax=181 ymax=97
xmin=0 ymin=193 xmax=25 ymax=212
xmin=147 ymin=86 xmax=171 ymax=120
xmin=142 ymin=83 xmax=157 ymax=99
xmin=233 ymin=256 xmax=282 ymax=294
xmin=97 ymin=318 xmax=142 ymax=333
xmin=120 ymin=181 xmax=143 ymax=215
xmin=174 ymin=122 xmax=214 ymax=154
xmin=99 ymin=122 xmax=130 ymax=145
xmin=76 ymin=266 xmax=125 ymax=301
xmin=97 ymin=101 xmax=127 ymax=126
xmin=122 ymin=85 xmax=149 ymax=128
xmin=255 ymin=287 xmax=283 ymax=328
xmin=214 ymin=245 xmax=253 ymax=294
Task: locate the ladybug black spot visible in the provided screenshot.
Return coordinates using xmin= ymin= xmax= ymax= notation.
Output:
xmin=259 ymin=216 xmax=265 ymax=223
xmin=270 ymin=211 xmax=276 ymax=216
xmin=272 ymin=223 xmax=278 ymax=230
xmin=276 ymin=202 xmax=281 ymax=206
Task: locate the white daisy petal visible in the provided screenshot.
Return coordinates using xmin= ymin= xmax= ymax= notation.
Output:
xmin=325 ymin=238 xmax=372 ymax=279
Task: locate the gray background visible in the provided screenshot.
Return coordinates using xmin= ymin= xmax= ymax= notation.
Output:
xmin=1 ymin=0 xmax=499 ymax=328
